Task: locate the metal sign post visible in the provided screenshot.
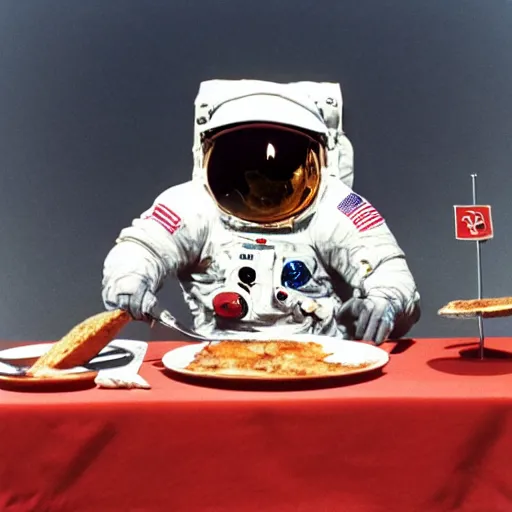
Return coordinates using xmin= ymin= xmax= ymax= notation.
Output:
xmin=451 ymin=181 xmax=493 ymax=359
xmin=471 ymin=174 xmax=485 ymax=360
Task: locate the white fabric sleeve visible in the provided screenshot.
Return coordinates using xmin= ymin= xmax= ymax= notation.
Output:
xmin=103 ymin=181 xmax=209 ymax=290
xmin=313 ymin=181 xmax=420 ymax=333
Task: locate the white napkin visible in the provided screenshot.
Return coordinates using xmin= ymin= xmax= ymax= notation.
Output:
xmin=94 ymin=339 xmax=151 ymax=390
xmin=95 ymin=371 xmax=151 ymax=390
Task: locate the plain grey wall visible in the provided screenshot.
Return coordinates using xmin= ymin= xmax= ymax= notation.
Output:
xmin=0 ymin=0 xmax=511 ymax=343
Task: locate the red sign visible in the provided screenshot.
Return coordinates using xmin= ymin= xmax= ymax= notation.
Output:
xmin=454 ymin=205 xmax=494 ymax=241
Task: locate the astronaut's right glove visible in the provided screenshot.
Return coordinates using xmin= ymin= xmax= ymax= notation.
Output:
xmin=102 ymin=273 xmax=160 ymax=321
xmin=337 ymin=297 xmax=397 ymax=345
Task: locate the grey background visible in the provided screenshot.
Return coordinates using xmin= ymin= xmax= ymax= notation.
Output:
xmin=0 ymin=0 xmax=511 ymax=343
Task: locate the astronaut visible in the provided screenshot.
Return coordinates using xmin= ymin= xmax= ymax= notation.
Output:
xmin=102 ymin=79 xmax=420 ymax=344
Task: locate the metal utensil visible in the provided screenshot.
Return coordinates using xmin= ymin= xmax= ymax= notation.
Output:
xmin=0 ymin=364 xmax=27 ymax=377
xmin=0 ymin=347 xmax=132 ymax=373
xmin=149 ymin=305 xmax=269 ymax=342
xmin=150 ymin=306 xmax=218 ymax=342
xmin=0 ymin=346 xmax=128 ymax=369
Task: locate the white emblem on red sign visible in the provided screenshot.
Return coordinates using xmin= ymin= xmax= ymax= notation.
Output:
xmin=454 ymin=205 xmax=493 ymax=241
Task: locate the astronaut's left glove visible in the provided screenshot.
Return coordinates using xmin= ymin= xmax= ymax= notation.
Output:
xmin=338 ymin=297 xmax=397 ymax=345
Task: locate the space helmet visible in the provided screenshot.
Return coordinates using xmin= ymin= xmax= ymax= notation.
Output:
xmin=192 ymin=80 xmax=354 ymax=229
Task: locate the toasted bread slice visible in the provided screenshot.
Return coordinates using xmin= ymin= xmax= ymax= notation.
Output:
xmin=438 ymin=297 xmax=512 ymax=319
xmin=27 ymin=309 xmax=131 ymax=377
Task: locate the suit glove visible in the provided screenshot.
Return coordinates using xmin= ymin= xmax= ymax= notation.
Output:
xmin=337 ymin=297 xmax=396 ymax=345
xmin=102 ymin=273 xmax=159 ymax=321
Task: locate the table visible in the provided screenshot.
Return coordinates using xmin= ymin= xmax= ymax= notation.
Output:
xmin=2 ymin=337 xmax=512 ymax=512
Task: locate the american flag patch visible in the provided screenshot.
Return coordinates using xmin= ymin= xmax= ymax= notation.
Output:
xmin=337 ymin=193 xmax=384 ymax=232
xmin=146 ymin=203 xmax=182 ymax=234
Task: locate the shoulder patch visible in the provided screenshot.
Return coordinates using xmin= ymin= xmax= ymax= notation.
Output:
xmin=337 ymin=192 xmax=384 ymax=232
xmin=144 ymin=203 xmax=182 ymax=234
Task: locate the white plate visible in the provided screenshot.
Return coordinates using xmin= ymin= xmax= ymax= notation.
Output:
xmin=162 ymin=334 xmax=389 ymax=381
xmin=0 ymin=343 xmax=57 ymax=362
xmin=0 ymin=341 xmax=136 ymax=376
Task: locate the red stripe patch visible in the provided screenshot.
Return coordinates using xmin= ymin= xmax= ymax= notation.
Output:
xmin=148 ymin=203 xmax=182 ymax=234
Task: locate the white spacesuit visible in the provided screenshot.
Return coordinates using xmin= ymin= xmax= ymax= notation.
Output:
xmin=102 ymin=79 xmax=420 ymax=344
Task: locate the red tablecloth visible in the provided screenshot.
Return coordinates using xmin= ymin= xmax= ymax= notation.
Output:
xmin=2 ymin=337 xmax=512 ymax=512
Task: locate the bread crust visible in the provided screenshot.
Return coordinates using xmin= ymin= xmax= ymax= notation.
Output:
xmin=438 ymin=297 xmax=512 ymax=318
xmin=27 ymin=310 xmax=131 ymax=377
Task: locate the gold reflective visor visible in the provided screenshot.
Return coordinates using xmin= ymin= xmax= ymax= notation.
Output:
xmin=204 ymin=124 xmax=324 ymax=224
